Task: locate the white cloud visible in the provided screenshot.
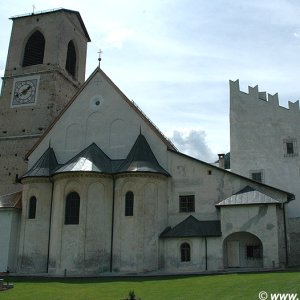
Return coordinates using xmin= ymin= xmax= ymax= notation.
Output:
xmin=170 ymin=129 xmax=216 ymax=163
xmin=102 ymin=22 xmax=135 ymax=49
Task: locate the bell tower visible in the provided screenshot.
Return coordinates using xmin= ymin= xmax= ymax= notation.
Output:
xmin=0 ymin=9 xmax=90 ymax=195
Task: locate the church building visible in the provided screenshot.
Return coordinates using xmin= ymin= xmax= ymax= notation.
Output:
xmin=0 ymin=8 xmax=294 ymax=275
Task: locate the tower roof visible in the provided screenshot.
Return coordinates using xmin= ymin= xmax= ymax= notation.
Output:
xmin=10 ymin=8 xmax=91 ymax=42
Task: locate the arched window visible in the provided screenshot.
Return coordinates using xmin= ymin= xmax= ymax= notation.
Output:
xmin=28 ymin=196 xmax=37 ymax=219
xmin=23 ymin=31 xmax=45 ymax=67
xmin=125 ymin=191 xmax=134 ymax=216
xmin=65 ymin=192 xmax=80 ymax=224
xmin=65 ymin=40 xmax=76 ymax=77
xmin=180 ymin=243 xmax=191 ymax=262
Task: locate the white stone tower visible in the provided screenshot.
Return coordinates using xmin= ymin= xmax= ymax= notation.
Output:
xmin=0 ymin=9 xmax=90 ymax=195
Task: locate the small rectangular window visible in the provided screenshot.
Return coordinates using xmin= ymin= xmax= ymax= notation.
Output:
xmin=179 ymin=195 xmax=195 ymax=212
xmin=250 ymin=170 xmax=264 ymax=183
xmin=287 ymin=142 xmax=294 ymax=154
xmin=251 ymin=172 xmax=262 ymax=183
xmin=284 ymin=138 xmax=298 ymax=157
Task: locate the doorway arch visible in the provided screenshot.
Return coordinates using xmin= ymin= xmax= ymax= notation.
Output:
xmin=223 ymin=232 xmax=263 ymax=268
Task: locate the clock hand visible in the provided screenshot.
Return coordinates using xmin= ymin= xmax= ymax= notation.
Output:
xmin=21 ymin=85 xmax=31 ymax=95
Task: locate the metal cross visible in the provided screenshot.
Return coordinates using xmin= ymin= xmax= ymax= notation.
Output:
xmin=98 ymin=49 xmax=102 ymax=68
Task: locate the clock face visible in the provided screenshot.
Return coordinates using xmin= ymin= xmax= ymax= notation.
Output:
xmin=11 ymin=76 xmax=39 ymax=107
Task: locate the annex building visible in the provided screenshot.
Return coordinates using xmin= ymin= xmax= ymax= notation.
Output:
xmin=0 ymin=8 xmax=295 ymax=275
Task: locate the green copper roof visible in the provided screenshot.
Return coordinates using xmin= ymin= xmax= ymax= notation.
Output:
xmin=117 ymin=134 xmax=170 ymax=176
xmin=22 ymin=147 xmax=59 ymax=178
xmin=54 ymin=143 xmax=112 ymax=174
xmin=22 ymin=134 xmax=169 ymax=178
xmin=160 ymin=215 xmax=221 ymax=238
xmin=216 ymin=185 xmax=280 ymax=206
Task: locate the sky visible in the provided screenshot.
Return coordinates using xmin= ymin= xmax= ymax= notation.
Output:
xmin=1 ymin=0 xmax=300 ymax=163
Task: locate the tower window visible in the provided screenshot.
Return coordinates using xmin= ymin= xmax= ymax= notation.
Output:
xmin=65 ymin=192 xmax=80 ymax=225
xmin=283 ymin=138 xmax=298 ymax=157
xmin=180 ymin=243 xmax=191 ymax=262
xmin=287 ymin=142 xmax=294 ymax=154
xmin=125 ymin=191 xmax=134 ymax=216
xmin=23 ymin=31 xmax=45 ymax=67
xmin=28 ymin=196 xmax=37 ymax=219
xmin=65 ymin=40 xmax=76 ymax=77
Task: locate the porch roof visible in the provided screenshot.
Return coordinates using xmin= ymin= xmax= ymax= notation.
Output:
xmin=0 ymin=191 xmax=22 ymax=209
xmin=160 ymin=215 xmax=221 ymax=238
xmin=216 ymin=186 xmax=280 ymax=206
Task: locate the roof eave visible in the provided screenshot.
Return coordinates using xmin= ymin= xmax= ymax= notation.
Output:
xmin=10 ymin=8 xmax=91 ymax=42
xmin=168 ymin=149 xmax=295 ymax=200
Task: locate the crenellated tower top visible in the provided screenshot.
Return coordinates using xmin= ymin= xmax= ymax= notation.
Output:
xmin=230 ymin=79 xmax=300 ymax=113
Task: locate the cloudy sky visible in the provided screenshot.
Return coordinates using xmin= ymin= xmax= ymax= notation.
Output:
xmin=1 ymin=0 xmax=300 ymax=162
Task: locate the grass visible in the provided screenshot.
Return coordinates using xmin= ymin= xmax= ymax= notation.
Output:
xmin=0 ymin=271 xmax=300 ymax=300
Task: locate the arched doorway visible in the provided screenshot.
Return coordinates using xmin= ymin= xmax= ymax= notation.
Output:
xmin=223 ymin=232 xmax=263 ymax=268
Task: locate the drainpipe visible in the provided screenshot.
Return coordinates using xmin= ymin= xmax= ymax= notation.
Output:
xmin=110 ymin=176 xmax=116 ymax=272
xmin=46 ymin=177 xmax=54 ymax=272
xmin=283 ymin=202 xmax=289 ymax=267
xmin=205 ymin=237 xmax=208 ymax=270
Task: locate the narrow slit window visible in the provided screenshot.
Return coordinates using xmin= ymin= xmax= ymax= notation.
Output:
xmin=125 ymin=191 xmax=134 ymax=216
xmin=65 ymin=192 xmax=80 ymax=225
xmin=28 ymin=196 xmax=37 ymax=219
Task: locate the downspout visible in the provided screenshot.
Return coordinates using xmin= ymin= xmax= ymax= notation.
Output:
xmin=46 ymin=177 xmax=54 ymax=272
xmin=283 ymin=202 xmax=289 ymax=267
xmin=205 ymin=237 xmax=208 ymax=271
xmin=110 ymin=175 xmax=116 ymax=272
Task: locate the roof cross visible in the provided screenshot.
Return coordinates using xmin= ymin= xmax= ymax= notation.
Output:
xmin=98 ymin=49 xmax=102 ymax=68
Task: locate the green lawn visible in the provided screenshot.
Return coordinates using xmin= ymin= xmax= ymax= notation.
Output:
xmin=0 ymin=271 xmax=300 ymax=300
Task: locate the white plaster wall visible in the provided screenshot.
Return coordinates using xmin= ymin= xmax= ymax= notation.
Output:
xmin=113 ymin=175 xmax=168 ymax=273
xmin=0 ymin=209 xmax=21 ymax=272
xmin=48 ymin=175 xmax=112 ymax=275
xmin=162 ymin=237 xmax=223 ymax=272
xmin=18 ymin=180 xmax=52 ymax=273
xmin=28 ymin=71 xmax=168 ymax=171
xmin=220 ymin=204 xmax=282 ymax=268
xmin=167 ymin=151 xmax=287 ymax=227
